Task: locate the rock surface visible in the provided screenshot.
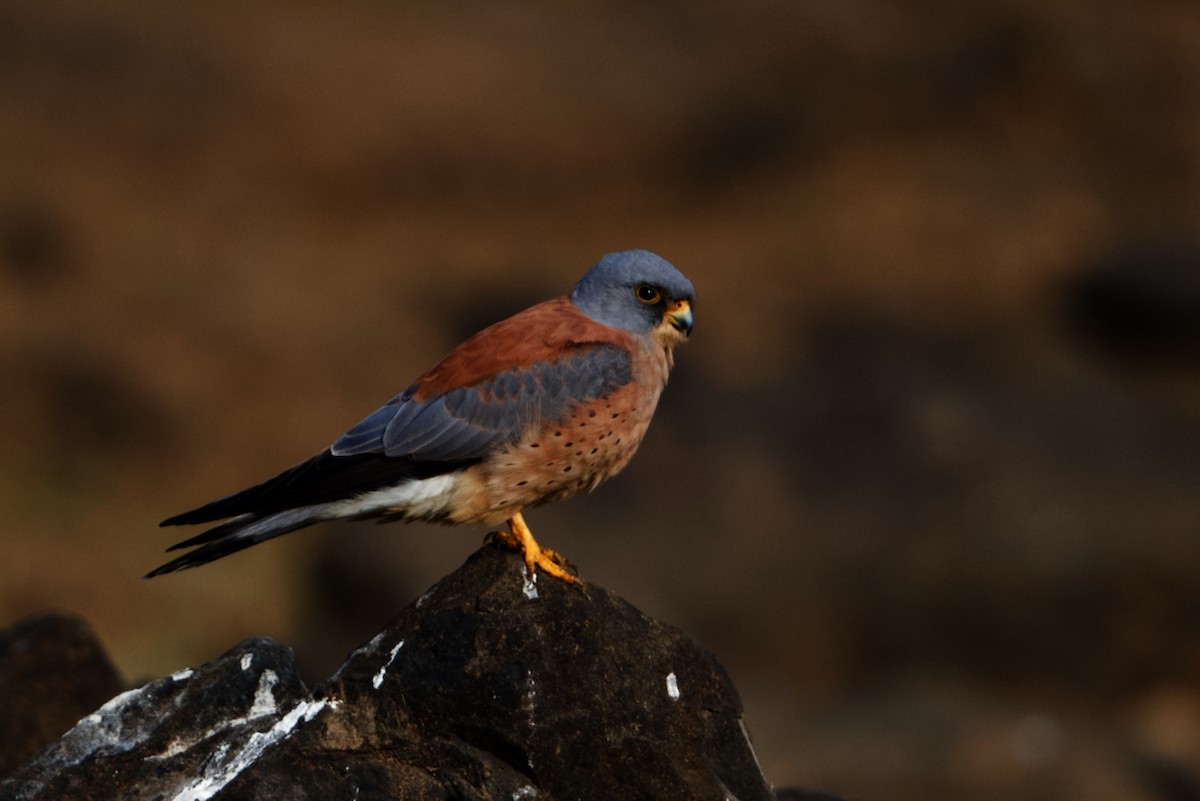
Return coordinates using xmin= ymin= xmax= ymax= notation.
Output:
xmin=0 ymin=614 xmax=124 ymax=776
xmin=1 ymin=545 xmax=779 ymax=800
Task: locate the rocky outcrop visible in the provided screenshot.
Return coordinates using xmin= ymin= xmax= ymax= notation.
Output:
xmin=0 ymin=614 xmax=124 ymax=777
xmin=1 ymin=545 xmax=781 ymax=800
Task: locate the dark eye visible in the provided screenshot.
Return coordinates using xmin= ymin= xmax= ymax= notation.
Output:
xmin=635 ymin=285 xmax=661 ymax=304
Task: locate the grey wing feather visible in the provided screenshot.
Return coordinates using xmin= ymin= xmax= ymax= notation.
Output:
xmin=330 ymin=345 xmax=631 ymax=463
xmin=329 ymin=402 xmax=399 ymax=454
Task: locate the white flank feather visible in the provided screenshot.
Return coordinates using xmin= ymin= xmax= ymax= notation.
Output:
xmin=327 ymin=474 xmax=461 ymax=520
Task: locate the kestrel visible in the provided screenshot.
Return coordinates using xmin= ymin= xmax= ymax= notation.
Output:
xmin=149 ymin=250 xmax=694 ymax=583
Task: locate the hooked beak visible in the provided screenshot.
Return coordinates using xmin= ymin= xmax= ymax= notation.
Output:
xmin=666 ymin=299 xmax=693 ymax=336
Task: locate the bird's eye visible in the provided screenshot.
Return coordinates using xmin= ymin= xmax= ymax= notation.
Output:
xmin=635 ymin=285 xmax=661 ymax=304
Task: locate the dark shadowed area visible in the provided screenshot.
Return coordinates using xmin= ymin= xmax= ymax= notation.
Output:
xmin=1 ymin=1 xmax=1199 ymax=799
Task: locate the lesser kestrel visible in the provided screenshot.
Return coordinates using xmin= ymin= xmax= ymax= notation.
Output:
xmin=149 ymin=250 xmax=694 ymax=583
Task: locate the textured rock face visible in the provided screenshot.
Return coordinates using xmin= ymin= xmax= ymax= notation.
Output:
xmin=1 ymin=546 xmax=775 ymax=801
xmin=3 ymin=637 xmax=314 ymax=801
xmin=0 ymin=614 xmax=124 ymax=776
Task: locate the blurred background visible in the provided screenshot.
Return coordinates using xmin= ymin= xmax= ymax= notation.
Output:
xmin=2 ymin=1 xmax=1199 ymax=798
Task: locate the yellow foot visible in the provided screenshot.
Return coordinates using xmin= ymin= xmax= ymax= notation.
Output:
xmin=486 ymin=512 xmax=579 ymax=584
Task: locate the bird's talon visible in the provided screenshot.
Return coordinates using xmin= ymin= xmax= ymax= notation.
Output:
xmin=485 ymin=529 xmax=523 ymax=552
xmin=529 ymin=550 xmax=579 ymax=584
xmin=539 ymin=546 xmax=575 ymax=572
xmin=485 ymin=513 xmax=581 ymax=585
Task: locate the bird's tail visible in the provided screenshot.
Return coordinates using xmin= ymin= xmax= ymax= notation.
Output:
xmin=145 ymin=506 xmax=328 ymax=577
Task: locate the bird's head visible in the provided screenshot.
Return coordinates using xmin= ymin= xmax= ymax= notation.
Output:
xmin=570 ymin=250 xmax=695 ymax=346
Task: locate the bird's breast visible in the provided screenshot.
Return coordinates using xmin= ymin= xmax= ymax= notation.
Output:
xmin=448 ymin=342 xmax=671 ymax=525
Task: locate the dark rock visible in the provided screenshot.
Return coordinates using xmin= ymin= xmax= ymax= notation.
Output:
xmin=2 ymin=545 xmax=776 ymax=801
xmin=0 ymin=613 xmax=124 ymax=777
xmin=3 ymin=637 xmax=309 ymax=801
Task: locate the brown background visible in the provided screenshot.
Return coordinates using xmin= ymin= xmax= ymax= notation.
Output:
xmin=2 ymin=1 xmax=1200 ymax=799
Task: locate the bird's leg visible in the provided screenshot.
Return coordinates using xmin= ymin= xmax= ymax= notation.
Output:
xmin=490 ymin=512 xmax=578 ymax=584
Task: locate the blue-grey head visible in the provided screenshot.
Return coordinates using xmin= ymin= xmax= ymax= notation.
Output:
xmin=570 ymin=249 xmax=695 ymax=339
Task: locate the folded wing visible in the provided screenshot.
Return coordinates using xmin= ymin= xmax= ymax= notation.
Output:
xmin=160 ymin=343 xmax=631 ymax=528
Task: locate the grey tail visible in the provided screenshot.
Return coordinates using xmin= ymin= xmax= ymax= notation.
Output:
xmin=145 ymin=507 xmax=326 ymax=577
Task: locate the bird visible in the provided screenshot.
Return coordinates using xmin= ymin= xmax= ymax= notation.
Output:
xmin=148 ymin=249 xmax=695 ymax=584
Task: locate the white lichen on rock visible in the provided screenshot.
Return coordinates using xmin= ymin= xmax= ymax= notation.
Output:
xmin=167 ymin=698 xmax=332 ymax=801
xmin=371 ymin=639 xmax=406 ymax=690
